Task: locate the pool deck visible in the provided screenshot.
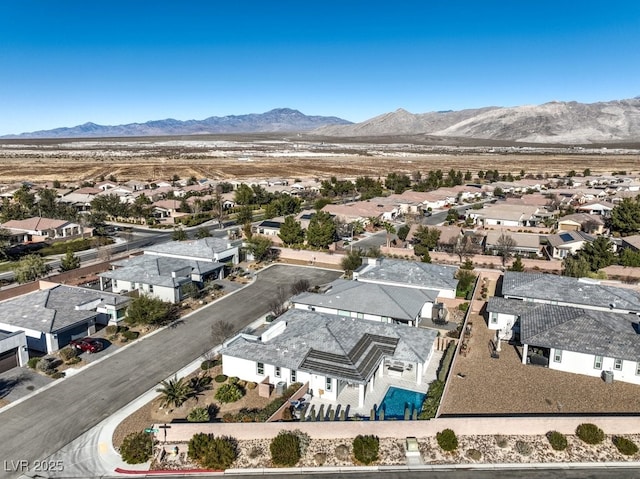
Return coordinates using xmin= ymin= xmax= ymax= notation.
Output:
xmin=305 ymin=350 xmax=442 ymax=419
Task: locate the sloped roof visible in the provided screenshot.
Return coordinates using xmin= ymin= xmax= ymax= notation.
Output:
xmin=546 ymin=231 xmax=594 ymax=248
xmin=220 ymin=309 xmax=437 ymax=385
xmin=2 ymin=217 xmax=70 ymax=231
xmin=292 ymin=279 xmax=438 ymax=321
xmin=144 ymin=237 xmax=235 ymax=259
xmin=355 ymin=258 xmax=458 ymax=292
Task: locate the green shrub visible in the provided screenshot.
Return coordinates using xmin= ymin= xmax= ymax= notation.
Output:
xmin=121 ymin=330 xmax=139 ymax=341
xmin=352 ymin=435 xmax=379 ymax=465
xmin=66 ymin=356 xmax=81 ymax=365
xmin=419 ymin=380 xmax=444 ymax=419
xmin=28 ymin=357 xmax=41 ymax=369
xmin=201 ymin=360 xmax=216 ymax=370
xmin=576 ymin=423 xmax=604 ymax=445
xmin=188 ymin=407 xmax=211 ymax=423
xmin=613 ymin=436 xmax=638 ymax=455
xmin=229 ymin=376 xmax=239 ymax=385
xmin=105 ymin=325 xmax=118 ymax=335
xmin=59 ymin=347 xmax=77 ymax=362
xmin=495 ymin=435 xmax=508 ymax=448
xmin=215 ymin=374 xmax=228 ymax=383
xmin=436 ymin=429 xmax=458 ymax=452
xmin=547 ymin=431 xmax=568 ymax=451
xmin=246 ymin=382 xmax=257 ymax=390
xmin=120 ymin=431 xmax=154 ymax=464
xmin=458 ymin=302 xmax=470 ymax=312
xmin=215 ymin=383 xmax=244 ymax=404
xmin=270 ymin=431 xmax=300 ymax=466
xmin=36 ymin=357 xmax=56 ymax=374
xmin=188 ymin=433 xmax=237 ymax=469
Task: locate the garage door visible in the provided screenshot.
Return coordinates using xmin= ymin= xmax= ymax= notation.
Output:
xmin=56 ymin=323 xmax=91 ymax=348
xmin=0 ymin=348 xmax=18 ymax=373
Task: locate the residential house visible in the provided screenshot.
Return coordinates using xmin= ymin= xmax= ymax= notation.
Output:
xmin=483 ymin=230 xmax=543 ymax=257
xmin=557 ymin=213 xmax=605 ymax=235
xmin=0 ymin=330 xmax=29 ymax=373
xmin=1 ymin=217 xmax=87 ymax=244
xmin=98 ymin=254 xmax=223 ymax=303
xmin=468 ymin=204 xmax=542 ymax=228
xmin=576 ymin=201 xmax=614 ymax=217
xmin=0 ymin=284 xmax=130 ymax=354
xmin=621 ymin=235 xmax=640 ymax=252
xmin=353 ymin=258 xmax=458 ymax=299
xmin=220 ymin=308 xmax=438 ymax=408
xmin=255 ymin=220 xmax=282 ymax=236
xmin=292 ymin=278 xmax=440 ymax=327
xmin=546 ymin=231 xmax=595 ymax=260
xmin=144 ymin=237 xmax=240 ymax=265
xmin=322 ymin=201 xmax=398 ymax=224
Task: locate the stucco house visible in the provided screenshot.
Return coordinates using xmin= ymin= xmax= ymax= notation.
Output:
xmin=144 ymin=237 xmax=240 ymax=266
xmin=291 ymin=278 xmax=440 ymax=327
xmin=353 ymin=258 xmax=458 ymax=299
xmin=0 ymin=284 xmax=130 ymax=354
xmin=98 ymin=254 xmax=224 ymax=303
xmin=483 ymin=231 xmax=543 ymax=257
xmin=0 ymin=330 xmax=29 ymax=373
xmin=557 ymin=213 xmax=605 ymax=235
xmin=468 ymin=204 xmax=542 ymax=228
xmin=220 ymin=309 xmax=438 ymax=408
xmin=1 ymin=217 xmax=87 ymax=244
xmin=546 ymin=231 xmax=595 ymax=260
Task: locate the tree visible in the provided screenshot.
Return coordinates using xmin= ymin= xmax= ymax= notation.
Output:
xmin=247 ymin=236 xmax=274 ymax=262
xmin=59 ymin=249 xmax=80 ymax=272
xmin=211 ymin=319 xmax=235 ymax=345
xmin=195 ymin=227 xmax=211 ymax=239
xmin=126 ymin=295 xmax=175 ymax=326
xmin=583 ymin=168 xmax=591 ymax=177
xmin=0 ymin=228 xmax=11 ymax=260
xmin=269 ymin=285 xmax=289 ymax=317
xmin=15 ymin=255 xmax=51 ymax=283
xmin=234 ymin=184 xmax=254 ymax=205
xmin=619 ymin=248 xmax=640 ymax=267
xmin=188 ymin=434 xmax=237 ymax=470
xmin=278 ymin=216 xmax=305 ymax=246
xmin=562 ymin=255 xmax=591 ymax=278
xmin=445 ymin=208 xmax=460 ymax=225
xmin=396 ymin=224 xmax=410 ymax=242
xmin=341 ymin=250 xmax=363 ymax=275
xmin=412 ymin=226 xmax=441 ymax=259
xmin=509 ymin=255 xmax=525 ymax=272
xmin=156 ymin=375 xmax=193 ymax=408
xmin=172 ymin=226 xmax=188 ymax=241
xmin=236 ymin=205 xmax=254 ymax=225
xmin=610 ymin=197 xmax=640 ymax=235
xmin=449 ymin=234 xmax=478 ymax=263
xmin=495 ymin=233 xmax=516 ymax=267
xmin=577 ymin=236 xmax=615 ymax=271
xmin=382 ymin=222 xmax=396 ymax=248
xmin=306 ymin=211 xmax=336 ymax=248
xmin=290 ymin=278 xmax=310 ymax=296
xmin=119 ymin=431 xmax=154 ymax=464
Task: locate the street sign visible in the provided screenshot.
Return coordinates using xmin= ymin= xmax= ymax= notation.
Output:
xmin=144 ymin=428 xmax=159 ymax=433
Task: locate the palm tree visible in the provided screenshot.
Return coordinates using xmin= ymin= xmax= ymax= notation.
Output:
xmin=156 ymin=376 xmax=193 ymax=408
xmin=383 ymin=222 xmax=396 ymax=248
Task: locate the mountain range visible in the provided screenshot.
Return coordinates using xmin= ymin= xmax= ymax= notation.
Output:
xmin=314 ymin=98 xmax=640 ymax=144
xmin=5 ymin=98 xmax=640 ymax=143
xmin=3 ymin=108 xmax=352 ymax=139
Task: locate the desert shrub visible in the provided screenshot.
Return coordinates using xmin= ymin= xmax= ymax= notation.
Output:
xmin=466 ymin=449 xmax=482 ymax=460
xmin=613 ymin=436 xmax=639 ymax=455
xmin=59 ymin=347 xmax=77 ymax=361
xmin=436 ymin=429 xmax=458 ymax=452
xmin=188 ymin=433 xmax=237 ymax=469
xmin=314 ymin=452 xmax=327 ymax=466
xmin=228 ymin=376 xmax=239 ymax=385
xmin=495 ymin=435 xmax=509 ymax=448
xmin=270 ymin=431 xmax=301 ymax=466
xmin=335 ymin=444 xmax=350 ymax=461
xmin=547 ymin=431 xmax=568 ymax=451
xmin=36 ymin=357 xmax=56 ymax=374
xmin=188 ymin=407 xmax=211 ymax=423
xmin=50 ymin=371 xmax=65 ymax=379
xmin=215 ymin=383 xmax=244 ymax=404
xmin=248 ymin=446 xmax=262 ymax=459
xmin=201 ymin=360 xmax=216 ymax=370
xmin=105 ymin=325 xmax=118 ymax=335
xmin=515 ymin=440 xmax=532 ymax=456
xmin=214 ymin=374 xmax=228 ymax=383
xmin=120 ymin=431 xmax=154 ymax=464
xmin=246 ymin=382 xmax=257 ymax=390
xmin=66 ymin=356 xmax=81 ymax=365
xmin=458 ymin=302 xmax=470 ymax=312
xmin=28 ymin=357 xmax=41 ymax=369
xmin=291 ymin=429 xmax=311 ymax=456
xmin=352 ymin=435 xmax=379 ymax=465
xmin=121 ymin=330 xmax=139 ymax=341
xmin=237 ymin=380 xmax=247 ymax=387
xmin=576 ymin=423 xmax=604 ymax=445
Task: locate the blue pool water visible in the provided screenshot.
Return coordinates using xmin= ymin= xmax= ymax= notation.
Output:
xmin=377 ymin=386 xmax=426 ymax=420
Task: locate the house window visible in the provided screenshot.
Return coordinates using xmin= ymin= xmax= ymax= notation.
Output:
xmin=594 ymin=356 xmax=603 ymax=370
xmin=325 ymin=377 xmax=332 ymax=392
xmin=291 ymin=370 xmax=296 ymax=382
xmin=553 ymin=349 xmax=562 ymax=363
xmin=490 ymin=313 xmax=498 ymax=325
xmin=614 ymin=358 xmax=623 ymax=371
xmin=149 ymin=284 xmax=154 ymax=293
xmin=275 ymin=366 xmax=281 ymax=378
xmin=257 ymin=362 xmax=264 ymax=375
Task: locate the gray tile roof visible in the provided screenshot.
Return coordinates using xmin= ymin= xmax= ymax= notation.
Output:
xmin=0 ymin=285 xmax=129 ymax=333
xmin=519 ymin=302 xmax=640 ymax=362
xmin=98 ymin=255 xmax=222 ymax=287
xmin=145 ymin=237 xmax=234 ymax=259
xmin=220 ymin=309 xmax=437 ymax=385
xmin=355 ymin=259 xmax=458 ymax=292
xmin=292 ymin=279 xmax=438 ymax=321
xmin=486 ymin=296 xmax=540 ymax=316
xmin=546 ymin=230 xmax=594 ymax=248
xmin=501 ymin=272 xmax=640 ymax=312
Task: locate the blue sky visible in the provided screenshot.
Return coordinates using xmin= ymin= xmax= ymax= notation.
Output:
xmin=1 ymin=1 xmax=639 ymax=135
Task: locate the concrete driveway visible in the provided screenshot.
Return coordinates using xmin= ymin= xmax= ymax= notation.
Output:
xmin=0 ymin=264 xmax=341 ymax=479
xmin=0 ymin=367 xmax=53 ymax=403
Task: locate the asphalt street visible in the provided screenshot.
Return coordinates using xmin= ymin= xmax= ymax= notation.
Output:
xmin=0 ymin=264 xmax=341 ymax=479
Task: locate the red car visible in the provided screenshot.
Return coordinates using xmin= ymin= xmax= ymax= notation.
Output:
xmin=69 ymin=337 xmax=103 ymax=353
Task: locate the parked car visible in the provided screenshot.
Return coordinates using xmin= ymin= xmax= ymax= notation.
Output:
xmin=69 ymin=337 xmax=103 ymax=353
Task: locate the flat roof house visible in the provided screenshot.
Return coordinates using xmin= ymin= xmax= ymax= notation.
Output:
xmin=220 ymin=309 xmax=438 ymax=408
xmin=0 ymin=285 xmax=129 ymax=354
xmin=144 ymin=237 xmax=240 ymax=266
xmin=353 ymin=258 xmax=458 ymax=299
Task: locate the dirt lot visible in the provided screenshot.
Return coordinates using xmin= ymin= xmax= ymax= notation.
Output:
xmin=0 ymin=135 xmax=638 ymax=183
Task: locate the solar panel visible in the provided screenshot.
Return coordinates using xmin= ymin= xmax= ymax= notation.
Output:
xmin=559 ymin=233 xmax=574 ymax=242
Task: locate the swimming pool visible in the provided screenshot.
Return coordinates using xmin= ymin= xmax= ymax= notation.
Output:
xmin=377 ymin=386 xmax=426 ymax=420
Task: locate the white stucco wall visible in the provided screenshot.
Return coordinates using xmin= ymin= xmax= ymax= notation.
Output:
xmin=548 ymin=348 xmax=640 ymax=385
xmin=0 ymin=323 xmax=48 ymax=352
xmin=487 ymin=311 xmax=517 ymax=331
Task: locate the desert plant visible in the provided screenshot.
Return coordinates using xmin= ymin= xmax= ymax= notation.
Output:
xmin=246 ymin=381 xmax=257 ymax=390
xmin=515 ymin=440 xmax=532 ymax=456
xmin=120 ymin=431 xmax=154 ymax=464
xmin=547 ymin=431 xmax=568 ymax=451
xmin=190 ymin=375 xmax=213 ymax=394
xmin=105 ymin=325 xmax=118 ymax=336
xmin=495 ymin=435 xmax=509 ymax=448
xmin=352 ymin=434 xmax=379 ymax=465
xmin=50 ymin=371 xmax=65 ymax=379
xmin=36 ymin=357 xmax=56 ymax=374
xmin=613 ymin=436 xmax=639 ymax=455
xmin=576 ymin=423 xmax=604 ymax=445
xmin=66 ymin=356 xmax=81 ymax=365
xmin=215 ymin=383 xmax=244 ymax=404
xmin=228 ymin=376 xmax=239 ymax=385
xmin=156 ymin=376 xmax=193 ymax=408
xmin=466 ymin=449 xmax=482 ymax=460
xmin=335 ymin=444 xmax=350 ymax=461
xmin=27 ymin=357 xmax=41 ymax=369
xmin=270 ymin=431 xmax=301 ymax=466
xmin=436 ymin=429 xmax=458 ymax=452
xmin=201 ymin=360 xmax=216 ymax=370
xmin=187 ymin=433 xmax=237 ymax=469
xmin=121 ymin=330 xmax=139 ymax=341
xmin=215 ymin=374 xmax=228 ymax=383
xmin=59 ymin=347 xmax=77 ymax=362
xmin=187 ymin=407 xmax=211 ymax=423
